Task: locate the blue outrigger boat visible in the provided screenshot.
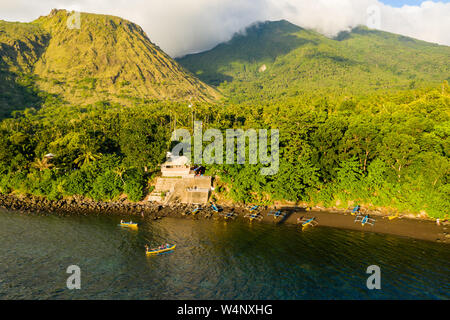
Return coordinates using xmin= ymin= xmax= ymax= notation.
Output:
xmin=245 ymin=212 xmax=263 ymax=222
xmin=267 ymin=210 xmax=286 ymax=219
xmin=346 ymin=205 xmax=362 ymax=215
xmin=219 ymin=212 xmax=237 ymax=220
xmin=211 ymin=203 xmax=221 ymax=212
xmin=354 ymin=214 xmax=375 ymax=226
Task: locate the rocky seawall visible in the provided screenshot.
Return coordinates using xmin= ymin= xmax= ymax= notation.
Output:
xmin=0 ymin=193 xmax=192 ymax=219
xmin=0 ymin=193 xmax=448 ymax=243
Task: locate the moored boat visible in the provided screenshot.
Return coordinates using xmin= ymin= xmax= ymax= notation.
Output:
xmin=297 ymin=217 xmax=318 ymax=229
xmin=119 ymin=221 xmax=138 ymax=228
xmin=267 ymin=210 xmax=285 ymax=219
xmin=145 ymin=244 xmax=176 ymax=255
xmin=245 ymin=213 xmax=263 ymax=222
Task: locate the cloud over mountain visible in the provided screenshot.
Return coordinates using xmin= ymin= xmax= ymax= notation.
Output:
xmin=0 ymin=0 xmax=449 ymax=57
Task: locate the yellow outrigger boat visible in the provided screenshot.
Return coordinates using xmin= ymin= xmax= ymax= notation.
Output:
xmin=119 ymin=221 xmax=138 ymax=228
xmin=145 ymin=244 xmax=176 ymax=255
xmin=387 ymin=213 xmax=400 ymax=221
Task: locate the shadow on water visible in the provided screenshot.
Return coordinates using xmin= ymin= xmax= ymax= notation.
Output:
xmin=275 ymin=206 xmax=306 ymax=225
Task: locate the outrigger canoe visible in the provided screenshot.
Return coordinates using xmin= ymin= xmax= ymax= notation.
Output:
xmin=345 ymin=205 xmax=361 ymax=215
xmin=220 ymin=212 xmax=236 ymax=220
xmin=119 ymin=221 xmax=138 ymax=228
xmin=267 ymin=210 xmax=285 ymax=219
xmin=146 ymin=244 xmax=176 ymax=255
xmin=297 ymin=217 xmax=318 ymax=229
xmin=387 ymin=213 xmax=399 ymax=221
xmin=301 ymin=218 xmax=317 ymax=228
xmin=211 ymin=203 xmax=220 ymax=212
xmin=245 ymin=213 xmax=263 ymax=222
xmin=354 ymin=214 xmax=375 ymax=226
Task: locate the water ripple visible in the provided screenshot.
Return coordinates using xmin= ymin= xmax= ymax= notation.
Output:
xmin=0 ymin=209 xmax=449 ymax=299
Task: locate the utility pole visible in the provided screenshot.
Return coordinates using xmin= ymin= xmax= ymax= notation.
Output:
xmin=188 ymin=97 xmax=194 ymax=134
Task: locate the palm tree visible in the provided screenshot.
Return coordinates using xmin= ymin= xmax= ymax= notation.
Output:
xmin=113 ymin=166 xmax=126 ymax=184
xmin=32 ymin=157 xmax=54 ymax=171
xmin=74 ymin=145 xmax=102 ymax=167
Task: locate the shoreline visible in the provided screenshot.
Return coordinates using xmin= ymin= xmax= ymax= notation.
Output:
xmin=0 ymin=193 xmax=448 ymax=244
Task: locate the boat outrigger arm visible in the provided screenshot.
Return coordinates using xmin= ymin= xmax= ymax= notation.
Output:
xmin=354 ymin=214 xmax=375 ymax=226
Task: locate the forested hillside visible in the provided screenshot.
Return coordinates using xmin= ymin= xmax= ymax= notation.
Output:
xmin=0 ymin=85 xmax=448 ymax=217
xmin=178 ymin=20 xmax=450 ymax=103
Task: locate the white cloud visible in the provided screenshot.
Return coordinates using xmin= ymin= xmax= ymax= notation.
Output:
xmin=0 ymin=0 xmax=449 ymax=57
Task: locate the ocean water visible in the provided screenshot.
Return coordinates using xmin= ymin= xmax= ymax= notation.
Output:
xmin=0 ymin=209 xmax=448 ymax=300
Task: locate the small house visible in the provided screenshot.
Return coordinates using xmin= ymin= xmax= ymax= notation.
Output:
xmin=161 ymin=154 xmax=191 ymax=177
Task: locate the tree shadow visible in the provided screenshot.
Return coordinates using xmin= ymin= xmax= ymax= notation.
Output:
xmin=0 ymin=25 xmax=50 ymax=119
xmin=0 ymin=65 xmax=44 ymax=119
xmin=275 ymin=206 xmax=307 ymax=225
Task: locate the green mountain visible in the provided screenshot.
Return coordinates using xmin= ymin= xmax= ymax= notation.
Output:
xmin=178 ymin=20 xmax=450 ymax=102
xmin=0 ymin=9 xmax=219 ymax=117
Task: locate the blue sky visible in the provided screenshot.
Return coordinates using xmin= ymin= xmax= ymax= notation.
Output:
xmin=381 ymin=0 xmax=449 ymax=6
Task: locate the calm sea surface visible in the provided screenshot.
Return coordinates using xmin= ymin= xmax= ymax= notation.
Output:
xmin=0 ymin=209 xmax=448 ymax=299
